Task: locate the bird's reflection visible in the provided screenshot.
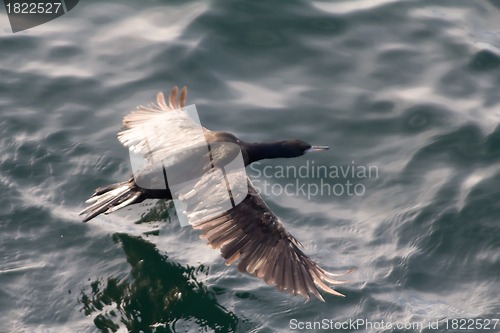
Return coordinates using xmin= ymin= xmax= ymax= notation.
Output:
xmin=78 ymin=231 xmax=239 ymax=333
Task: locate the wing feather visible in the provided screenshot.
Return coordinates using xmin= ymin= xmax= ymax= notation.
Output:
xmin=169 ymin=86 xmax=178 ymax=109
xmin=157 ymin=92 xmax=168 ymax=110
xmin=179 ymin=86 xmax=187 ymax=108
xmin=191 ymin=180 xmax=347 ymax=301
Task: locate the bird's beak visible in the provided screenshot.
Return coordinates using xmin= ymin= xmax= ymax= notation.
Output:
xmin=306 ymin=145 xmax=330 ymax=152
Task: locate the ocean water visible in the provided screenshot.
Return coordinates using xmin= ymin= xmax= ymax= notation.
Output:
xmin=1 ymin=0 xmax=500 ymax=332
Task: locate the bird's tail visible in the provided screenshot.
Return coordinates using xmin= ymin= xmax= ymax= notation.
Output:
xmin=79 ymin=178 xmax=143 ymax=222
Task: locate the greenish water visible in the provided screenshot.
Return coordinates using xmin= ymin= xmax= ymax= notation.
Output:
xmin=1 ymin=0 xmax=500 ymax=332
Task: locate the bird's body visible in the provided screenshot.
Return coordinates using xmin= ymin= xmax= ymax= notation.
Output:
xmin=80 ymin=86 xmax=347 ymax=301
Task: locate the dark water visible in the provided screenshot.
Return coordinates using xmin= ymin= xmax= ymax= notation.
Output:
xmin=1 ymin=0 xmax=500 ymax=332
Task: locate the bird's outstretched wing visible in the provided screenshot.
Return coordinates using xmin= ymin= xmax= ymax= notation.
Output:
xmin=117 ymin=86 xmax=209 ymax=165
xmin=189 ymin=179 xmax=347 ymax=301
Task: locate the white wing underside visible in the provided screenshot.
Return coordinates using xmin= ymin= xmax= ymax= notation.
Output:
xmin=117 ymin=87 xmax=209 ymax=167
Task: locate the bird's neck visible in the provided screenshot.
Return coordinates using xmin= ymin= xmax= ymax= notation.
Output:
xmin=244 ymin=142 xmax=288 ymax=165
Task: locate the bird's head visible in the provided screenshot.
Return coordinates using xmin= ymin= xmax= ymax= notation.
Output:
xmin=241 ymin=139 xmax=330 ymax=164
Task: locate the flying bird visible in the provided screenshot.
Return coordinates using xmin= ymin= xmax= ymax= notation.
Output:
xmin=80 ymin=86 xmax=347 ymax=301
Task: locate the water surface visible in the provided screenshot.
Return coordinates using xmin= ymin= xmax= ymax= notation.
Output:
xmin=1 ymin=0 xmax=499 ymax=332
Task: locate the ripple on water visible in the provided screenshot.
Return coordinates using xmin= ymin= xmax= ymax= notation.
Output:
xmin=469 ymin=49 xmax=500 ymax=72
xmin=371 ymin=48 xmax=425 ymax=86
xmin=0 ymin=35 xmax=40 ymax=56
xmin=401 ymin=103 xmax=451 ymax=132
xmin=437 ymin=67 xmax=478 ymax=98
xmin=47 ymin=44 xmax=82 ymax=60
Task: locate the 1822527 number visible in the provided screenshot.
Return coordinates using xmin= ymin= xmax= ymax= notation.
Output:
xmin=5 ymin=2 xmax=63 ymax=14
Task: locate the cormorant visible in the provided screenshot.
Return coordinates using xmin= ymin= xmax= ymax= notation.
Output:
xmin=80 ymin=86 xmax=347 ymax=301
